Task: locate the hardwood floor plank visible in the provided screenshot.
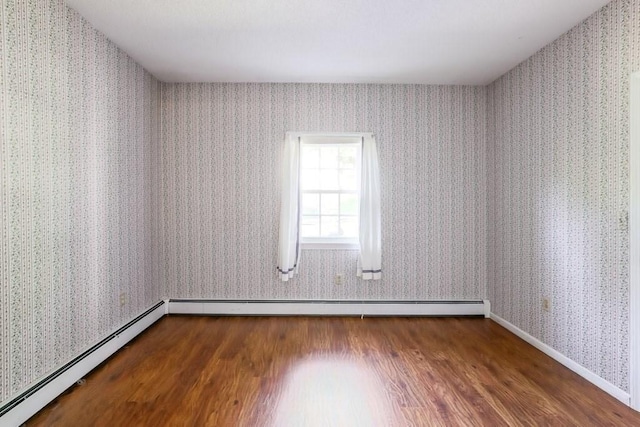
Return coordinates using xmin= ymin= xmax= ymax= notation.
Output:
xmin=26 ymin=316 xmax=640 ymax=426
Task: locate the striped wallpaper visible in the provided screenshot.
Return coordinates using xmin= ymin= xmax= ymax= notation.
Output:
xmin=151 ymin=83 xmax=488 ymax=301
xmin=487 ymin=0 xmax=640 ymax=393
xmin=0 ymin=0 xmax=160 ymax=402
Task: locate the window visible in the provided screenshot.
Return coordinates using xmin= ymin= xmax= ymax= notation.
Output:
xmin=299 ymin=136 xmax=362 ymax=249
xmin=277 ymin=132 xmax=381 ymax=281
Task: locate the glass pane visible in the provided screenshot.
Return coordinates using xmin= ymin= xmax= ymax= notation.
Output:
xmin=339 ymin=169 xmax=357 ymax=190
xmin=301 ymin=146 xmax=320 ymax=169
xmin=339 ymin=146 xmax=357 ymax=169
xmin=340 ymin=194 xmax=358 ymax=215
xmin=340 ymin=216 xmax=359 ymax=237
xmin=320 ymin=170 xmax=339 ymax=190
xmin=301 ymin=193 xmax=320 ymax=215
xmin=320 ymin=147 xmax=338 ymax=169
xmin=320 ymin=216 xmax=339 ymax=237
xmin=300 ymin=169 xmax=320 ymax=190
xmin=300 ymin=216 xmax=319 ymax=237
xmin=321 ymin=194 xmax=339 ymax=215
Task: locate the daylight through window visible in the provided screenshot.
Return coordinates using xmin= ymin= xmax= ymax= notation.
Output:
xmin=299 ymin=136 xmax=362 ymax=247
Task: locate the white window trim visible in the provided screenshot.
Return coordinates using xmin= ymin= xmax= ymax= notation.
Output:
xmin=630 ymin=71 xmax=640 ymax=410
xmin=293 ymin=132 xmax=371 ymax=250
xmin=301 ymin=240 xmax=361 ymax=250
xmin=289 ymin=132 xmax=373 ymax=139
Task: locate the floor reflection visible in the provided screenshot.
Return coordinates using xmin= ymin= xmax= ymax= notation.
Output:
xmin=270 ymin=356 xmax=394 ymax=427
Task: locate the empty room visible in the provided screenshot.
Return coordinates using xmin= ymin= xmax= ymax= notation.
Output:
xmin=2 ymin=0 xmax=640 ymax=425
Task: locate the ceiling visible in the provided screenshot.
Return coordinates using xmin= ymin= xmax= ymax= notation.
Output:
xmin=65 ymin=0 xmax=610 ymax=85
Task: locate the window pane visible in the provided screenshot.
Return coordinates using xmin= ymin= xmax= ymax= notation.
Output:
xmin=340 ymin=194 xmax=358 ymax=215
xmin=320 ymin=147 xmax=338 ymax=169
xmin=340 ymin=216 xmax=359 ymax=237
xmin=320 ymin=216 xmax=339 ymax=237
xmin=339 ymin=169 xmax=357 ymax=190
xmin=300 ymin=216 xmax=319 ymax=237
xmin=300 ymin=169 xmax=320 ymax=190
xmin=320 ymin=170 xmax=339 ymax=190
xmin=297 ymin=136 xmax=364 ymax=244
xmin=321 ymin=194 xmax=339 ymax=215
xmin=301 ymin=146 xmax=320 ymax=169
xmin=339 ymin=146 xmax=357 ymax=169
xmin=301 ymin=193 xmax=320 ymax=215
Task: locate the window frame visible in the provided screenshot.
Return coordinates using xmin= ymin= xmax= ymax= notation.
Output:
xmin=294 ymin=132 xmax=366 ymax=250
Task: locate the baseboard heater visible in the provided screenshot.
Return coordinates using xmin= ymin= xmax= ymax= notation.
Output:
xmin=0 ymin=301 xmax=166 ymax=427
xmin=168 ymin=299 xmax=490 ymax=317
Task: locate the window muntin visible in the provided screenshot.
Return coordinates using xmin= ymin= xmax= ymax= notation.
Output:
xmin=299 ymin=138 xmax=361 ymax=248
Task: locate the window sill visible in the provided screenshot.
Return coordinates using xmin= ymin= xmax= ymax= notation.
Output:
xmin=300 ymin=242 xmax=360 ymax=250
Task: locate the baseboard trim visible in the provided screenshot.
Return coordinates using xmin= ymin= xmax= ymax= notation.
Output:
xmin=168 ymin=299 xmax=489 ymax=317
xmin=0 ymin=301 xmax=166 ymax=426
xmin=490 ymin=313 xmax=630 ymax=406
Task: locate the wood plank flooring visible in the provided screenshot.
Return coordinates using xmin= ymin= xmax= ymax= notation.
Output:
xmin=27 ymin=316 xmax=640 ymax=426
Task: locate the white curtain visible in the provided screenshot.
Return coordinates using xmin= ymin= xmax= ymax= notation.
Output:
xmin=357 ymin=134 xmax=382 ymax=280
xmin=277 ymin=133 xmax=300 ymax=281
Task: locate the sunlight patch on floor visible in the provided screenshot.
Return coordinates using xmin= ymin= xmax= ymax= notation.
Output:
xmin=270 ymin=356 xmax=394 ymax=427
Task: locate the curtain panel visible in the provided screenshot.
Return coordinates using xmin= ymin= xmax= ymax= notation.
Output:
xmin=357 ymin=134 xmax=382 ymax=280
xmin=276 ymin=133 xmax=300 ymax=281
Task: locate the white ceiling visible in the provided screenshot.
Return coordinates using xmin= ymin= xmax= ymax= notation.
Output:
xmin=65 ymin=0 xmax=610 ymax=85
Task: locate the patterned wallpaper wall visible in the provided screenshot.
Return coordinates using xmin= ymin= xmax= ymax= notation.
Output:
xmin=152 ymin=83 xmax=487 ymax=301
xmin=0 ymin=0 xmax=160 ymax=403
xmin=487 ymin=0 xmax=640 ymax=393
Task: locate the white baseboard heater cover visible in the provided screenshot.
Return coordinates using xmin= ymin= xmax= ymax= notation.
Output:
xmin=0 ymin=301 xmax=166 ymax=427
xmin=168 ymin=299 xmax=490 ymax=317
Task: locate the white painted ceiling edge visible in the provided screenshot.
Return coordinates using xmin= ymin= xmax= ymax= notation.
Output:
xmin=65 ymin=0 xmax=611 ymax=85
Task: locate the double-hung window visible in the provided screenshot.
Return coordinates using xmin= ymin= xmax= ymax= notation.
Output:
xmin=299 ymin=136 xmax=362 ymax=249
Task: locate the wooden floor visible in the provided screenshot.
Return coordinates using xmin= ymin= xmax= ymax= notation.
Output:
xmin=28 ymin=316 xmax=640 ymax=426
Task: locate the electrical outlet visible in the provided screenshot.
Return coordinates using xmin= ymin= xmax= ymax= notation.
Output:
xmin=542 ymin=298 xmax=550 ymax=312
xmin=119 ymin=293 xmax=127 ymax=307
xmin=334 ymin=274 xmax=343 ymax=285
